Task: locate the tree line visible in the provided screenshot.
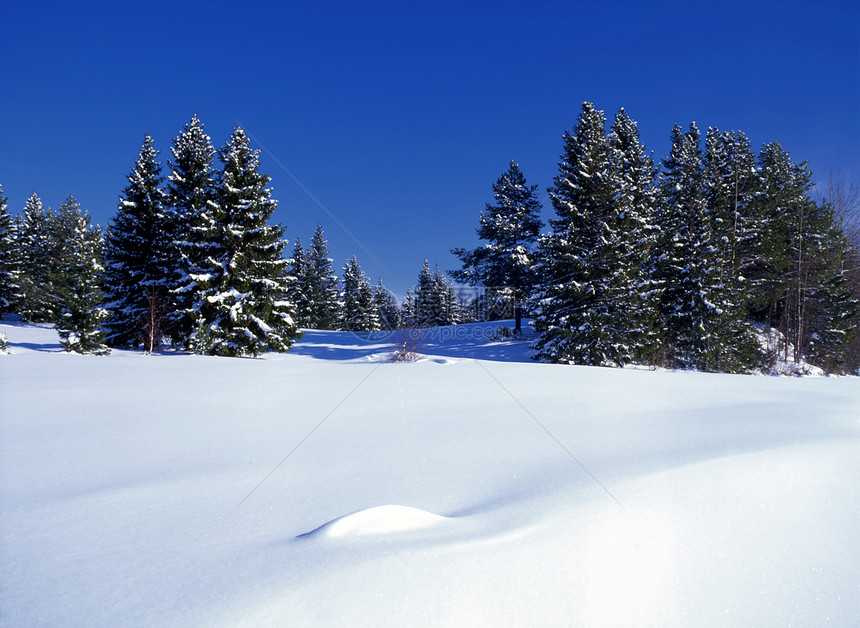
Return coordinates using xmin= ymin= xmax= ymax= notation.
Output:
xmin=0 ymin=105 xmax=857 ymax=372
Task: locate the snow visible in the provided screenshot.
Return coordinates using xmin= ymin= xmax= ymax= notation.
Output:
xmin=1 ymin=319 xmax=859 ymax=627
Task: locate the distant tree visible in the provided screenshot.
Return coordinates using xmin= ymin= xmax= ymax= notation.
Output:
xmin=51 ymin=198 xmax=110 ymax=355
xmin=373 ymin=278 xmax=401 ymax=330
xmin=401 ymin=287 xmax=416 ymax=327
xmin=286 ymin=235 xmax=311 ymax=327
xmin=102 ymin=134 xmax=173 ymax=348
xmin=188 ymin=126 xmax=300 ymax=356
xmin=450 ymin=161 xmax=543 ymax=333
xmin=413 ymin=260 xmax=459 ymax=327
xmin=340 ymin=256 xmax=380 ymax=332
xmin=301 ymin=225 xmax=341 ymax=330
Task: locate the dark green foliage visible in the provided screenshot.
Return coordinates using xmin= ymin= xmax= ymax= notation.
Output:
xmin=51 ymin=198 xmax=110 ymax=355
xmin=413 ymin=259 xmax=459 ymax=327
xmin=373 ymin=278 xmax=401 ymax=330
xmin=450 ymin=161 xmax=543 ymax=332
xmin=188 ymin=126 xmax=300 ymax=356
xmin=340 ymin=256 xmax=380 ymax=332
xmin=102 ymin=135 xmax=173 ymax=348
xmin=167 ymin=114 xmax=218 ymax=343
xmin=746 ymin=143 xmax=857 ymax=371
xmin=533 ymin=103 xmax=659 ymax=366
xmin=299 ymin=225 xmax=341 ymax=330
xmin=15 ymin=191 xmax=55 ymax=321
xmin=287 ymin=235 xmax=311 ymax=327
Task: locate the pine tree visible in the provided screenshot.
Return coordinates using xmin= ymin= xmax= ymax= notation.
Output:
xmin=188 ymin=126 xmax=299 ymax=356
xmin=0 ymin=185 xmax=18 ymax=317
xmin=413 ymin=259 xmax=437 ymax=327
xmin=287 ymin=235 xmax=311 ymax=327
xmin=450 ymin=161 xmax=543 ymax=333
xmin=167 ymin=114 xmax=218 ymax=343
xmin=698 ymin=127 xmax=761 ymax=371
xmin=401 ymin=288 xmax=416 ymax=327
xmin=373 ymin=278 xmax=401 ymax=330
xmin=532 ymin=102 xmax=634 ymax=365
xmin=607 ymin=107 xmax=662 ymax=362
xmin=340 ymin=256 xmax=380 ymax=332
xmin=102 ymin=135 xmax=173 ymax=348
xmin=433 ymin=265 xmax=460 ymax=326
xmin=302 ymin=225 xmax=340 ymax=330
xmin=16 ymin=191 xmax=54 ymax=321
xmin=51 ymin=199 xmax=110 ymax=355
xmin=750 ymin=143 xmax=858 ymax=370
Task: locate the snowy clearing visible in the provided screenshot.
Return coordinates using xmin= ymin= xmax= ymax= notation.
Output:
xmin=1 ymin=320 xmax=858 ymax=627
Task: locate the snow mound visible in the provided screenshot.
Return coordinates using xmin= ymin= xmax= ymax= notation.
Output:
xmin=301 ymin=505 xmax=451 ymax=539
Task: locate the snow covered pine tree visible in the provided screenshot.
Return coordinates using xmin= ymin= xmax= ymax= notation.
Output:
xmin=187 ymin=126 xmax=300 ymax=356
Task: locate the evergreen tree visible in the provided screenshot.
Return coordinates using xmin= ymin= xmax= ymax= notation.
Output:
xmin=0 ymin=185 xmax=18 ymax=317
xmin=433 ymin=265 xmax=460 ymax=326
xmin=188 ymin=126 xmax=299 ymax=356
xmin=401 ymin=288 xmax=416 ymax=327
xmin=102 ymin=135 xmax=173 ymax=348
xmin=413 ymin=259 xmax=441 ymax=327
xmin=413 ymin=260 xmax=459 ymax=327
xmin=287 ymin=235 xmax=311 ymax=327
xmin=340 ymin=256 xmax=380 ymax=332
xmin=607 ymin=107 xmax=662 ymax=362
xmin=750 ymin=143 xmax=858 ymax=369
xmin=532 ymin=102 xmax=637 ymax=365
xmin=450 ymin=161 xmax=543 ymax=333
xmin=167 ymin=114 xmax=218 ymax=343
xmin=16 ymin=191 xmax=54 ymax=321
xmin=51 ymin=198 xmax=110 ymax=355
xmin=373 ymin=278 xmax=401 ymax=330
xmin=302 ymin=224 xmax=340 ymax=330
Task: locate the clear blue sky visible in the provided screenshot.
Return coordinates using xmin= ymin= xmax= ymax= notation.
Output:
xmin=2 ymin=0 xmax=858 ymax=297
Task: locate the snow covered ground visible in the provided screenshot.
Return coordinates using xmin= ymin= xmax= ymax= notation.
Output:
xmin=1 ymin=320 xmax=858 ymax=627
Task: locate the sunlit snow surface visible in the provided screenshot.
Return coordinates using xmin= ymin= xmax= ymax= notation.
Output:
xmin=1 ymin=320 xmax=858 ymax=627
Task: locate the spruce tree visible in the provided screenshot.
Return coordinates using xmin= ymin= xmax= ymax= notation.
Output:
xmin=51 ymin=199 xmax=110 ymax=355
xmin=0 ymin=185 xmax=18 ymax=317
xmin=373 ymin=278 xmax=401 ymax=330
xmin=450 ymin=161 xmax=543 ymax=333
xmin=401 ymin=288 xmax=416 ymax=327
xmin=16 ymin=191 xmax=54 ymax=322
xmin=607 ymin=108 xmax=662 ymax=362
xmin=302 ymin=225 xmax=340 ymax=330
xmin=188 ymin=126 xmax=299 ymax=356
xmin=654 ymin=123 xmax=716 ymax=369
xmin=750 ymin=143 xmax=858 ymax=370
xmin=102 ymin=135 xmax=173 ymax=348
xmin=340 ymin=256 xmax=380 ymax=332
xmin=287 ymin=235 xmax=311 ymax=328
xmin=413 ymin=259 xmax=437 ymax=327
xmin=532 ymin=102 xmax=633 ymax=365
xmin=698 ymin=127 xmax=761 ymax=371
xmin=167 ymin=114 xmax=218 ymax=343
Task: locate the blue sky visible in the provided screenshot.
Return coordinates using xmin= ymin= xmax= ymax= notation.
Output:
xmin=2 ymin=0 xmax=858 ymax=297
